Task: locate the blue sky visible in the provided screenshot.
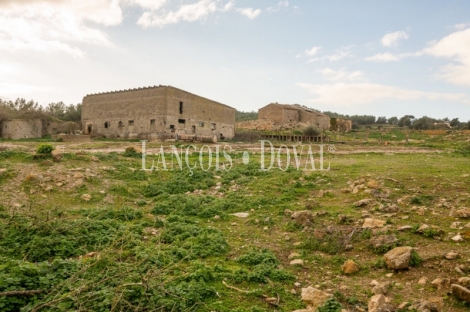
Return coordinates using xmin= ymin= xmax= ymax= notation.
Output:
xmin=0 ymin=0 xmax=469 ymax=120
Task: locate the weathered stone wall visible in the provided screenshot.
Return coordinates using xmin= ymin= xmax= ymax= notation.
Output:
xmin=256 ymin=103 xmax=330 ymax=131
xmin=81 ymin=86 xmax=235 ymax=140
xmin=259 ymin=104 xmax=283 ymax=123
xmin=164 ymin=87 xmax=235 ymax=139
xmin=282 ymin=109 xmax=300 ymax=123
xmin=47 ymin=121 xmax=81 ymax=134
xmin=236 ymin=119 xmax=276 ymax=130
xmin=1 ymin=119 xmax=44 ymax=139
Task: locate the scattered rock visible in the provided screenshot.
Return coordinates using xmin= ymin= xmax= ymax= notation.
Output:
xmin=458 ymin=277 xmax=470 ymax=288
xmin=353 ymin=199 xmax=377 ymax=208
xmin=445 ymin=252 xmax=459 ymax=260
xmin=362 ymin=218 xmax=386 ymax=229
xmin=379 ymin=204 xmax=398 ymax=213
xmin=383 ymin=246 xmax=413 ymax=270
xmin=398 ymin=225 xmax=413 ymax=231
xmin=367 ymin=180 xmax=380 ymax=189
xmin=51 ymin=149 xmax=62 ymax=162
xmin=342 ymin=260 xmax=360 ymax=275
xmin=213 ymin=215 xmax=220 ymax=221
xmin=451 ymin=234 xmax=464 ymax=242
xmin=454 ymin=208 xmax=470 ymax=218
xmin=412 ymin=298 xmax=443 ymax=312
xmin=81 ymin=194 xmax=92 ymax=201
xmin=371 ymin=282 xmax=390 ymax=295
xmin=73 ymin=172 xmax=85 ymax=179
xmin=369 ymin=235 xmax=399 ymax=251
xmin=292 ymin=210 xmax=315 ymax=227
xmin=452 ymin=284 xmax=470 ymax=303
xmin=368 ymin=294 xmax=387 ymax=312
xmin=298 ymin=287 xmax=332 ymax=311
xmin=431 ymin=278 xmax=450 ymax=290
xmin=417 ymin=277 xmax=428 ymax=285
xmin=288 ymin=252 xmax=301 ymax=259
xmin=231 ymin=212 xmax=249 ymax=218
xmin=290 ymin=259 xmax=304 ymax=266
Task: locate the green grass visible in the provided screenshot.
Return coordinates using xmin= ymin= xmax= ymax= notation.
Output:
xmin=0 ymin=138 xmax=469 ymax=311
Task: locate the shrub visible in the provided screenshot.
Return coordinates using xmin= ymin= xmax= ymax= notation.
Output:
xmin=36 ymin=144 xmax=54 ymax=154
xmin=303 ymin=126 xmax=320 ymax=136
xmin=316 ymin=298 xmax=343 ymax=312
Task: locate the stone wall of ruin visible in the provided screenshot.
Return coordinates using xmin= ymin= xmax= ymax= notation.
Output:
xmin=282 ymin=109 xmax=300 ymax=123
xmin=1 ymin=119 xmax=44 ymax=139
xmin=81 ymin=86 xmax=235 ymax=140
xmin=259 ymin=104 xmax=283 ymax=124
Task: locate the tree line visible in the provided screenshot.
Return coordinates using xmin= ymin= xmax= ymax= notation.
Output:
xmin=0 ymin=98 xmax=81 ymax=123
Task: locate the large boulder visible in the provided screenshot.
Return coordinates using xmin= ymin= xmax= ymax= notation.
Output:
xmin=383 ymin=246 xmax=413 ymax=270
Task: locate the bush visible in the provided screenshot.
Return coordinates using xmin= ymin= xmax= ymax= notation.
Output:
xmin=36 ymin=144 xmax=54 ymax=154
xmin=303 ymin=126 xmax=320 ymax=136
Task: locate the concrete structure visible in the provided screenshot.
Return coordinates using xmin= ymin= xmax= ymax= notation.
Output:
xmin=1 ymin=119 xmax=43 ymax=139
xmin=236 ymin=103 xmax=330 ymax=132
xmin=81 ymin=85 xmax=236 ymax=140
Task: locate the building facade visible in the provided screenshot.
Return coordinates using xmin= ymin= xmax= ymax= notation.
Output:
xmin=81 ymin=85 xmax=236 ymax=140
xmin=237 ymin=103 xmax=330 ymax=131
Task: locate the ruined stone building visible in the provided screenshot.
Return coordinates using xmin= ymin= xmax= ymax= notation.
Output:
xmin=237 ymin=103 xmax=330 ymax=131
xmin=330 ymin=118 xmax=352 ymax=132
xmin=1 ymin=119 xmax=43 ymax=139
xmin=1 ymin=119 xmax=80 ymax=139
xmin=81 ymin=85 xmax=236 ymax=140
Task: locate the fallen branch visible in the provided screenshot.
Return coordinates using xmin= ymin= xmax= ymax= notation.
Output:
xmin=222 ymin=281 xmax=249 ymax=293
xmin=0 ymin=290 xmax=43 ymax=296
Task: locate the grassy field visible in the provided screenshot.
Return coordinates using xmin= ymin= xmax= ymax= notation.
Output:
xmin=0 ymin=130 xmax=470 ymax=311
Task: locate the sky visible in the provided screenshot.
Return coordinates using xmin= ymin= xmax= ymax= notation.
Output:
xmin=0 ymin=0 xmax=469 ymax=120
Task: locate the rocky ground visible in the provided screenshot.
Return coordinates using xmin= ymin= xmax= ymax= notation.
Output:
xmin=0 ymin=140 xmax=469 ymax=311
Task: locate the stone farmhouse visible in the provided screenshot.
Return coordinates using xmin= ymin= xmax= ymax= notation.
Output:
xmin=81 ymin=85 xmax=236 ymax=140
xmin=237 ymin=103 xmax=331 ymax=131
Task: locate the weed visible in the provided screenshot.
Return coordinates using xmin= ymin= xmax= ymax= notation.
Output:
xmin=410 ymin=250 xmax=423 ymax=267
xmin=316 ymin=297 xmax=343 ymax=312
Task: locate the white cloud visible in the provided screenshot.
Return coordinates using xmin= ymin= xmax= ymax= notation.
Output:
xmin=221 ymin=0 xmax=234 ymax=12
xmin=454 ymin=23 xmax=469 ymax=30
xmin=137 ymin=0 xmax=219 ymax=27
xmin=305 ymin=46 xmax=321 ymax=56
xmin=0 ymin=0 xmax=121 ymax=58
xmin=425 ymin=28 xmax=470 ymax=86
xmin=266 ymin=1 xmax=288 ymax=13
xmin=364 ymin=52 xmax=400 ymax=62
xmin=364 ymin=51 xmax=423 ymax=62
xmin=126 ymin=0 xmax=166 ymax=11
xmin=308 ymin=46 xmax=353 ymax=62
xmin=381 ymin=31 xmax=409 ymax=47
xmin=320 ymin=68 xmax=364 ymax=82
xmin=298 ymin=82 xmax=468 ymax=106
xmin=236 ymin=7 xmax=261 ymax=20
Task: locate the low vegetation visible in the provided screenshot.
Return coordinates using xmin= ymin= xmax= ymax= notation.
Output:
xmin=0 ymin=132 xmax=469 ymax=311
